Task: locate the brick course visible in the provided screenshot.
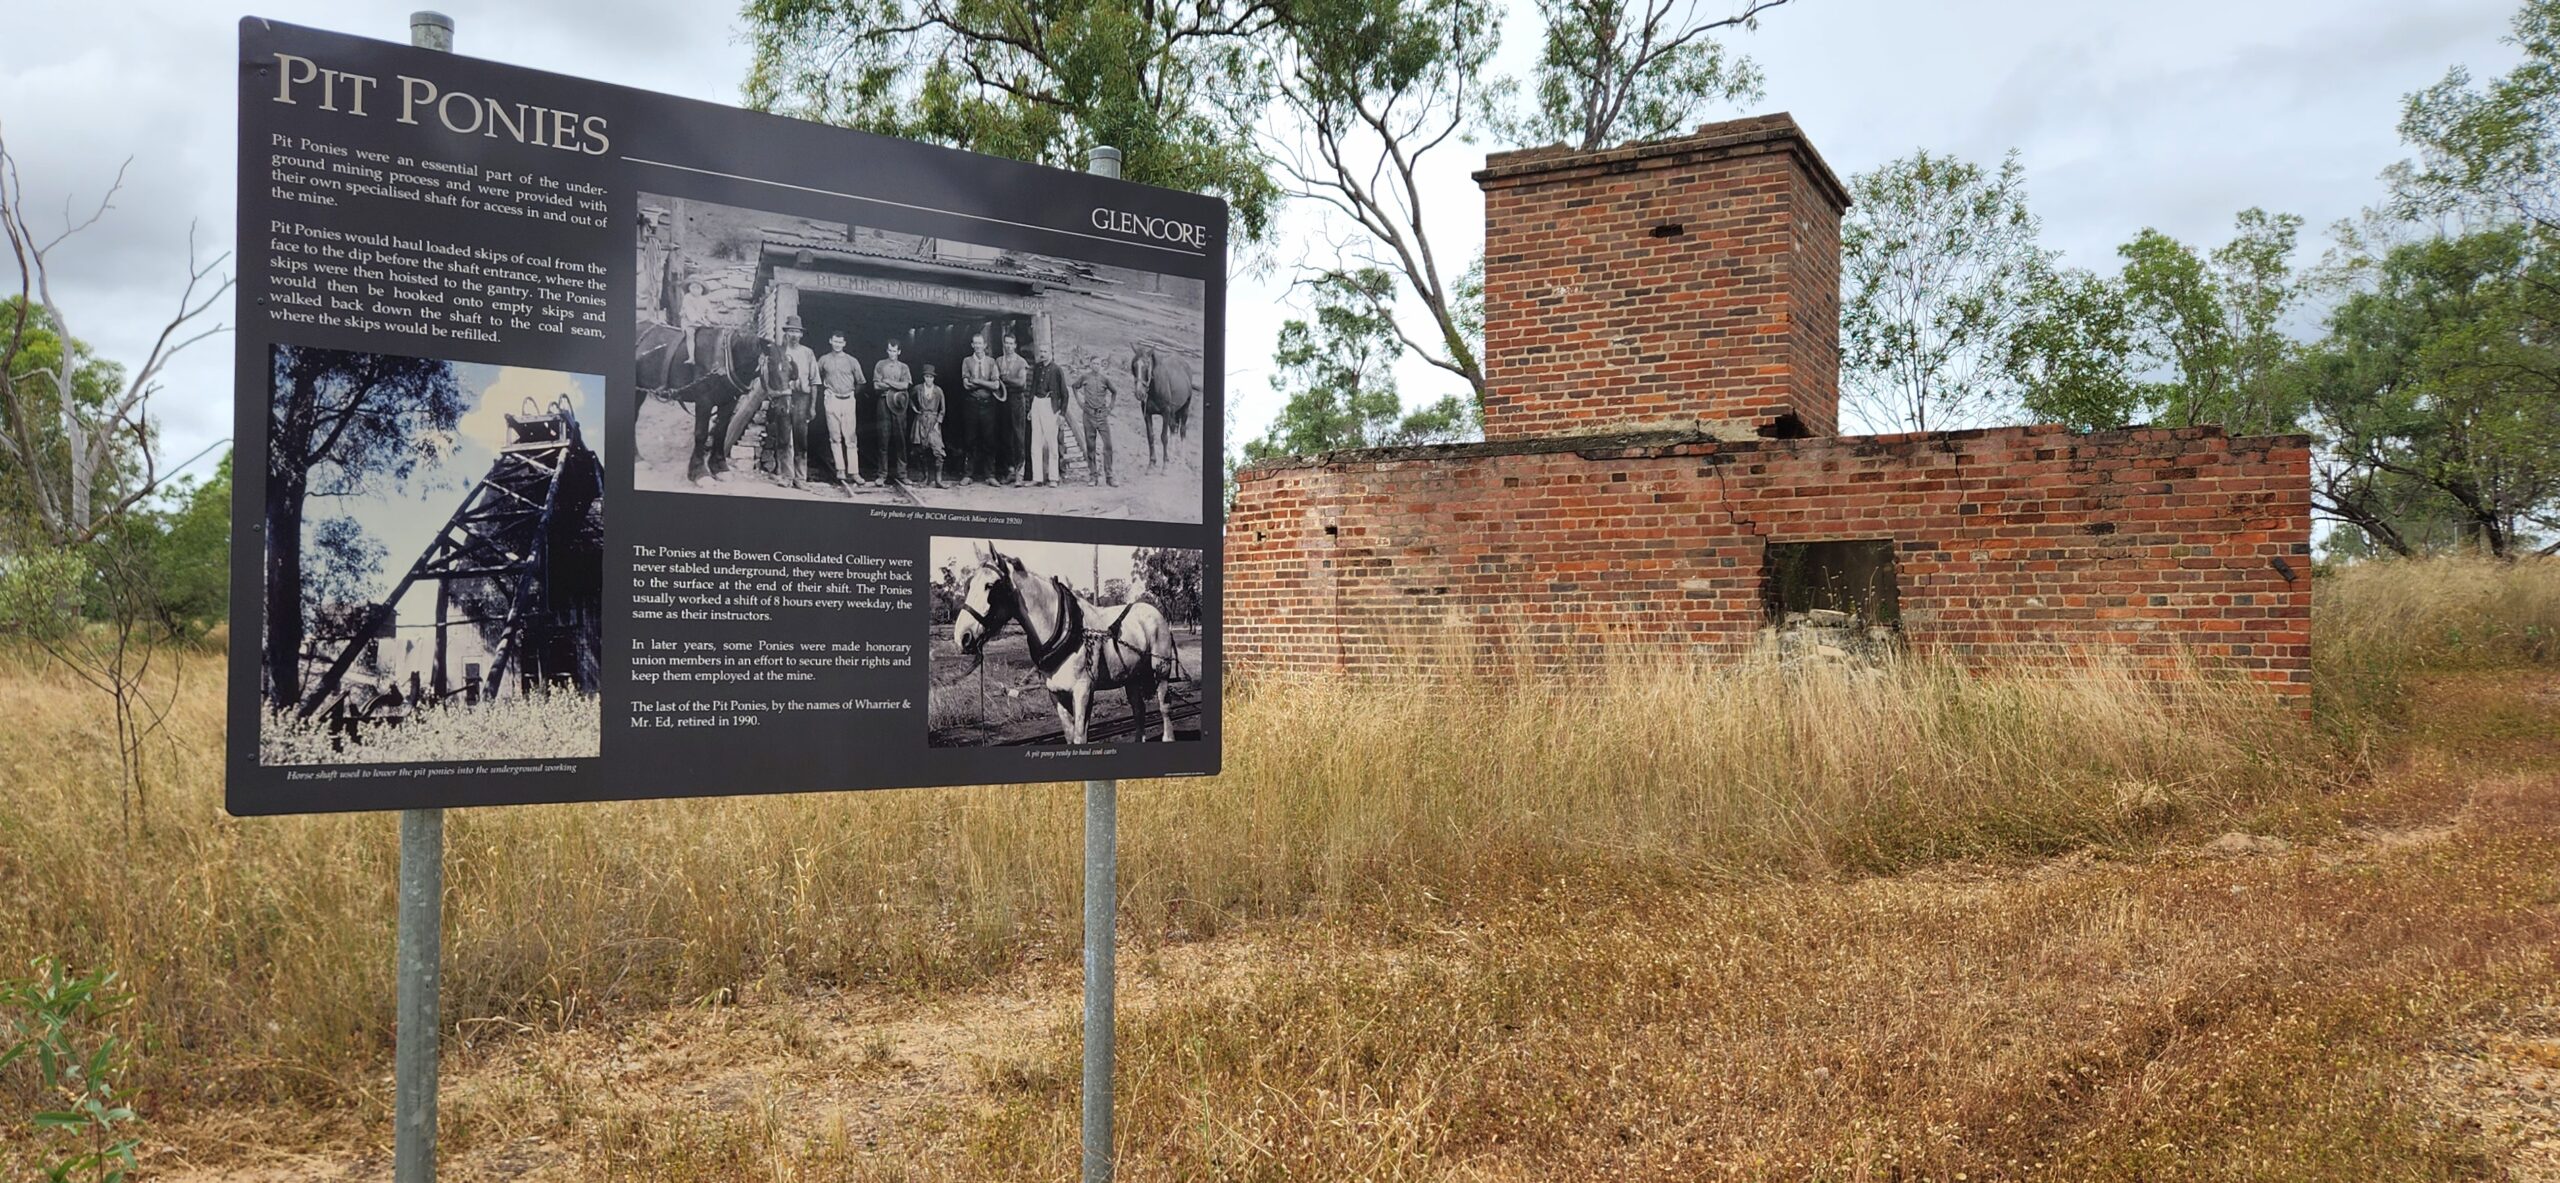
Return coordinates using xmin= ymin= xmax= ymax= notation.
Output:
xmin=1228 ymin=426 xmax=2314 ymax=698
xmin=1226 ymin=114 xmax=2314 ymax=700
xmin=1476 ymin=114 xmax=1848 ymax=441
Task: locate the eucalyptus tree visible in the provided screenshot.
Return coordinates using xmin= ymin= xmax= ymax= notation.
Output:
xmin=1 ymin=141 xmax=228 ymax=549
xmin=1506 ymin=0 xmax=1787 ymax=151
xmin=2303 ymin=0 xmax=2560 ymax=555
xmin=2017 ymin=209 xmax=2309 ymax=437
xmin=1840 ymin=149 xmax=2050 ymax=433
xmin=1265 ymin=0 xmax=1501 ymax=405
xmin=742 ymin=0 xmax=1286 ymax=242
xmin=1242 ymin=267 xmax=1472 ymax=460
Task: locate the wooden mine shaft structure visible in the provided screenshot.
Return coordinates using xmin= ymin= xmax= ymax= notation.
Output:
xmin=298 ymin=397 xmax=605 ymax=720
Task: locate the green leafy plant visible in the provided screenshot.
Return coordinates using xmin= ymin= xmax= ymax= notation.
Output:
xmin=1 ymin=958 xmax=142 ymax=1183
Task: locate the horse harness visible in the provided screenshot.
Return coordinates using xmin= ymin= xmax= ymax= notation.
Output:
xmin=961 ymin=573 xmax=1154 ymax=681
xmin=639 ymin=325 xmax=751 ymax=403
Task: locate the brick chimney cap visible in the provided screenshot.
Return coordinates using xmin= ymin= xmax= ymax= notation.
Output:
xmin=1474 ymin=111 xmax=1849 ymax=210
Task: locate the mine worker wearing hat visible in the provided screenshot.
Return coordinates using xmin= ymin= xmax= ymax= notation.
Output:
xmin=998 ymin=331 xmax=1033 ymax=486
xmin=772 ymin=315 xmax=820 ymax=489
xmin=1028 ymin=341 xmax=1069 ymax=487
xmin=960 ymin=332 xmax=1005 ymax=484
xmin=872 ymin=338 xmax=914 ymax=488
xmin=818 ymin=330 xmax=868 ymax=486
xmin=1071 ymin=353 xmax=1119 ymax=487
xmin=910 ymin=362 xmax=948 ymax=488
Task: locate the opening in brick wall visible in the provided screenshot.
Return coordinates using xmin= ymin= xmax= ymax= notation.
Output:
xmin=1762 ymin=539 xmax=1902 ymax=663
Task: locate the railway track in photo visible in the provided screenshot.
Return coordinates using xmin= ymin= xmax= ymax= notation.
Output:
xmin=927 ymin=623 xmax=1204 ymax=749
xmin=1006 ymin=694 xmax=1203 ymax=748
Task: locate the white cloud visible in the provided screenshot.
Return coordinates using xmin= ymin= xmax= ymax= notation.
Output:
xmin=455 ymin=364 xmax=602 ymax=461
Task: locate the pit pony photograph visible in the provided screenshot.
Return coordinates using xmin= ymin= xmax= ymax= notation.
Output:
xmin=926 ymin=537 xmax=1203 ymax=747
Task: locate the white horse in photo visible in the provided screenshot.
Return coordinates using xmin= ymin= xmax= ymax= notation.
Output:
xmin=952 ymin=546 xmax=1187 ymax=744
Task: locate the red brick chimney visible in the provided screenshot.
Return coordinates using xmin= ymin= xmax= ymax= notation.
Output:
xmin=1473 ymin=113 xmax=1849 ymax=441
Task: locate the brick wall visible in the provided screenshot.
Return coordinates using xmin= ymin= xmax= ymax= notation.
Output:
xmin=1475 ymin=114 xmax=1849 ymax=442
xmin=1227 ymin=425 xmax=2314 ymax=699
xmin=1224 ymin=113 xmax=2315 ymax=704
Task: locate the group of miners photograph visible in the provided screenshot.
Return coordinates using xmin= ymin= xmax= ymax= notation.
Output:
xmin=768 ymin=317 xmax=1139 ymax=491
xmin=633 ymin=194 xmax=1210 ymax=524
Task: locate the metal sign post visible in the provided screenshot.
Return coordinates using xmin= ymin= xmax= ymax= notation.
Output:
xmin=392 ymin=22 xmax=453 ymax=1183
xmin=1083 ymin=773 xmax=1116 ymax=1181
xmin=393 ymin=804 xmax=442 ymax=1182
xmin=1082 ymin=144 xmax=1123 ymax=1183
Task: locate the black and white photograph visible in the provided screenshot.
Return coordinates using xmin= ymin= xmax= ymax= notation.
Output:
xmin=634 ymin=195 xmax=1209 ymax=523
xmin=258 ymin=344 xmax=606 ymax=766
xmin=930 ymin=537 xmax=1204 ymax=748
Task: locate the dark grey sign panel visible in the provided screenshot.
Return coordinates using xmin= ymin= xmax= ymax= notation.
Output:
xmin=228 ymin=18 xmax=1224 ymax=814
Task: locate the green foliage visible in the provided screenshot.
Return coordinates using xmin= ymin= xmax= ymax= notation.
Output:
xmin=1283 ymin=0 xmax=1495 ymax=111
xmin=1841 ymin=150 xmax=2051 ymax=432
xmin=1 ymin=457 xmax=231 ymax=643
xmin=140 ymin=454 xmax=229 ymax=640
xmin=740 ymin=0 xmax=1283 ymax=243
xmin=1 ymin=958 xmax=141 ymax=1183
xmin=2299 ymin=227 xmax=2559 ymax=557
xmin=2301 ymin=0 xmax=2560 ymax=557
xmin=1270 ymin=0 xmax=1500 ymax=401
xmin=1505 ymin=0 xmax=1781 ymax=150
xmin=2017 ymin=210 xmax=2308 ymax=435
xmin=0 ymin=296 xmax=134 ymax=547
xmin=2121 ymin=210 xmax=2306 ymax=432
xmin=2007 ymin=267 xmax=2138 ymax=431
xmin=0 ymin=546 xmax=87 ymax=641
xmin=1243 ymin=269 xmax=1475 ymax=462
xmin=2390 ymin=0 xmax=2560 ymax=232
xmin=1135 ymin=545 xmax=1203 ymax=624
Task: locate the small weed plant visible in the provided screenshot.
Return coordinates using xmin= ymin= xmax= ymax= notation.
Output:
xmin=1 ymin=958 xmax=141 ymax=1183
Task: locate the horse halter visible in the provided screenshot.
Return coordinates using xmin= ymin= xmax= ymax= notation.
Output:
xmin=958 ymin=566 xmax=1082 ymax=672
xmin=955 ymin=566 xmax=1010 ymax=653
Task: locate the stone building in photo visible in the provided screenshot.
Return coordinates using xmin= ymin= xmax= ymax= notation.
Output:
xmin=1227 ymin=114 xmax=2313 ymax=699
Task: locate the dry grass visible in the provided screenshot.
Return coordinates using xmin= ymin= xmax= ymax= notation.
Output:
xmin=979 ymin=757 xmax=2560 ymax=1181
xmin=257 ymin=690 xmax=602 ymax=766
xmin=291 ymin=667 xmax=2549 ymax=1183
xmin=2320 ymin=555 xmax=2560 ymax=671
xmin=3 ymin=654 xmax=2304 ymax=1106
xmin=2316 ymin=555 xmax=2560 ymax=738
xmin=1 ymin=555 xmax=2555 ymax=1179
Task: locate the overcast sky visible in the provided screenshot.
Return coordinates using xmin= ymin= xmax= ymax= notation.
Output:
xmin=350 ymin=362 xmax=602 ymax=606
xmin=0 ymin=0 xmax=2526 ymax=477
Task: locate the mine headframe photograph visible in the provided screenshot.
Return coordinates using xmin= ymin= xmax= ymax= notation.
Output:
xmin=296 ymin=396 xmax=606 ymax=727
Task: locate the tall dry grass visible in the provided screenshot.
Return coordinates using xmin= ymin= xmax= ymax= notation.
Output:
xmin=258 ymin=690 xmax=601 ymax=766
xmin=0 ymin=555 xmax=2546 ymax=1119
xmin=2313 ymin=554 xmax=2560 ymax=734
xmin=4 ymin=653 xmax=2301 ymax=1114
xmin=2318 ymin=555 xmax=2560 ymax=668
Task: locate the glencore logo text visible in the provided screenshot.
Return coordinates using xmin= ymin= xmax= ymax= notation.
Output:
xmin=1091 ymin=208 xmax=1208 ymax=249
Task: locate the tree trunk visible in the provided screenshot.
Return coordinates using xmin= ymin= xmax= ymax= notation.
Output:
xmin=65 ymin=419 xmax=92 ymax=539
xmin=265 ymin=471 xmax=306 ymax=711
